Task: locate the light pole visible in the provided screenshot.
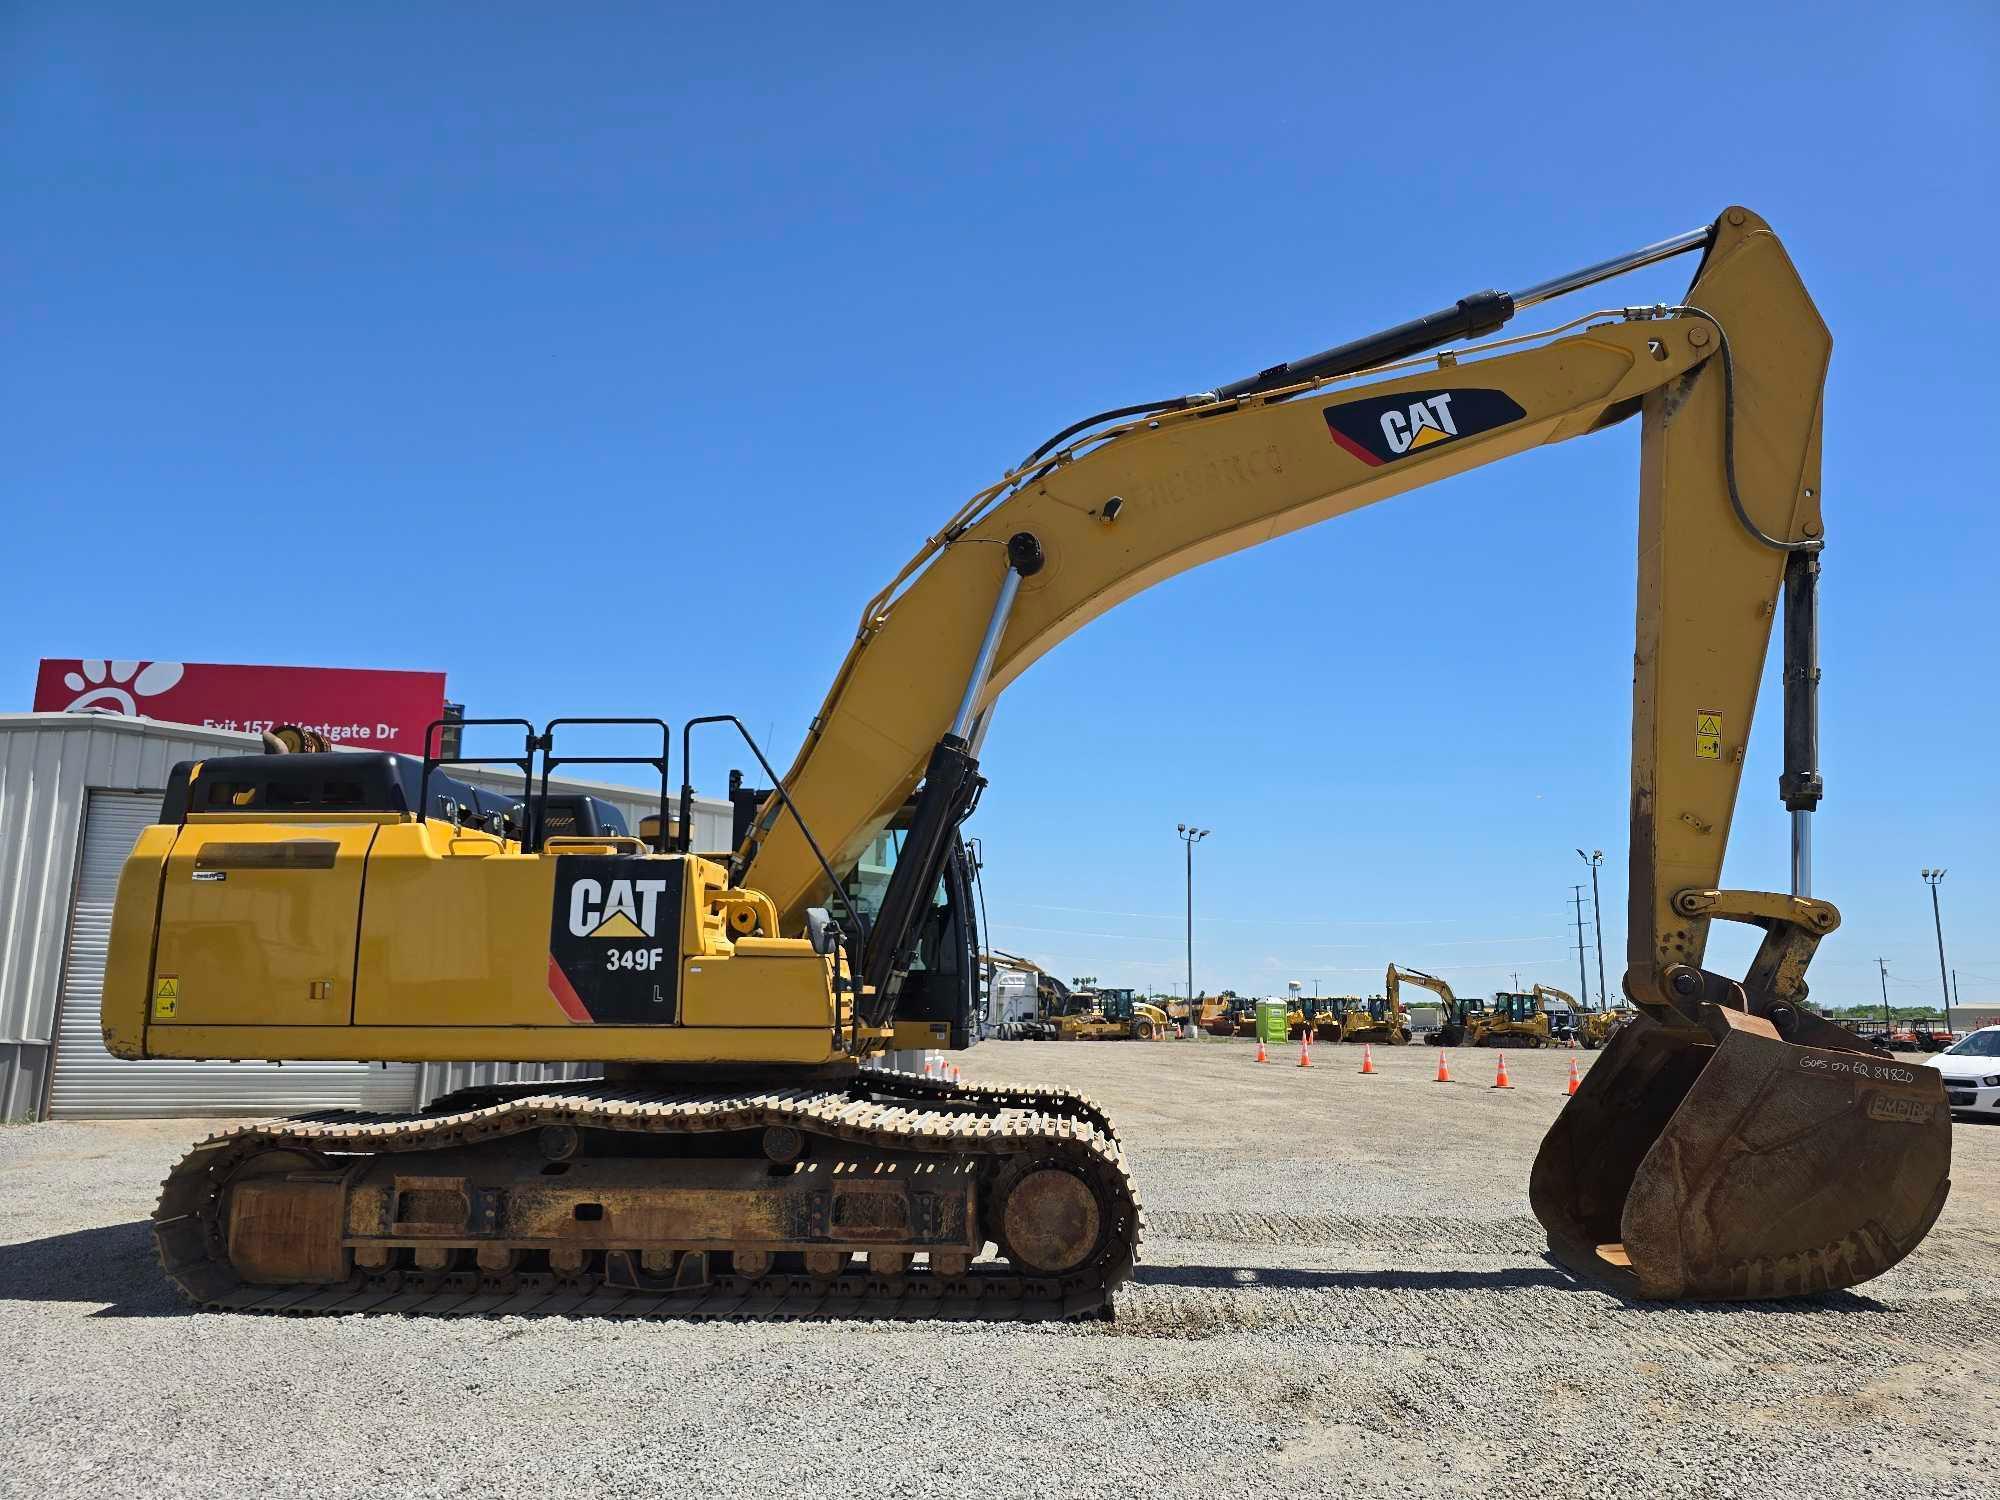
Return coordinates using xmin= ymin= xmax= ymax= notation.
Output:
xmin=1576 ymin=849 xmax=1607 ymax=1010
xmin=1177 ymin=824 xmax=1209 ymax=1038
xmin=1922 ymin=869 xmax=1951 ymax=1033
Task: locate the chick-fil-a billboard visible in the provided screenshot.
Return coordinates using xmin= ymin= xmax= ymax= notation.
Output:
xmin=33 ymin=659 xmax=447 ymax=750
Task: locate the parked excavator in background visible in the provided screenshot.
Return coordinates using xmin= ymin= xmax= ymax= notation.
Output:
xmin=105 ymin=207 xmax=1951 ymax=1313
xmin=1387 ymin=964 xmax=1480 ymax=1047
xmin=1575 ymin=1005 xmax=1637 ymax=1051
xmin=1335 ymin=994 xmax=1412 ymax=1045
xmin=1532 ymin=984 xmax=1578 ymax=1043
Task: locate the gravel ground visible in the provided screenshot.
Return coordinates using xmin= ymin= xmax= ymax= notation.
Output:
xmin=3 ymin=1038 xmax=1996 ymax=1499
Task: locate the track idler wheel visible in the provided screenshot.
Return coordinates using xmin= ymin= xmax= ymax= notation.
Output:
xmin=995 ymin=1163 xmax=1103 ymax=1276
xmin=1530 ymin=1006 xmax=1952 ymax=1300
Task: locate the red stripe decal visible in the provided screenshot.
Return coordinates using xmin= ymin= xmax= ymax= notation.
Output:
xmin=546 ymin=956 xmax=592 ymax=1023
xmin=1325 ymin=424 xmax=1386 ymax=467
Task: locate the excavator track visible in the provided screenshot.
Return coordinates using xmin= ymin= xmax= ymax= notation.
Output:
xmin=152 ymin=1074 xmax=1142 ymax=1323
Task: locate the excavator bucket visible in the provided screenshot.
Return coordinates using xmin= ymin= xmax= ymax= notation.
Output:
xmin=1530 ymin=1006 xmax=1951 ymax=1300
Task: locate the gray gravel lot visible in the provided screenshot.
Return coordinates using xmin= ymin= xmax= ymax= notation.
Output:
xmin=3 ymin=1038 xmax=1995 ymax=1499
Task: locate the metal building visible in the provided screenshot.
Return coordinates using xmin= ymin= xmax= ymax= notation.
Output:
xmin=0 ymin=712 xmax=732 ymax=1121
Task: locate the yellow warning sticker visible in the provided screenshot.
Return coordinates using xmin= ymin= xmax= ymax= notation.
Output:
xmin=1695 ymin=709 xmax=1722 ymax=760
xmin=152 ymin=975 xmax=179 ymax=1019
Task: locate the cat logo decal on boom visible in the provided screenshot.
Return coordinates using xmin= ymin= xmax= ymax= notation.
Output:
xmin=547 ymin=860 xmax=684 ymax=1024
xmin=1321 ymin=387 xmax=1526 ymax=466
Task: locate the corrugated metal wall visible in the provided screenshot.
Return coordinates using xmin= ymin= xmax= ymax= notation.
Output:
xmin=47 ymin=791 xmax=423 ymax=1118
xmin=0 ymin=715 xmax=264 ymax=1117
xmin=0 ymin=712 xmax=737 ymax=1119
xmin=414 ymin=1060 xmax=599 ymax=1107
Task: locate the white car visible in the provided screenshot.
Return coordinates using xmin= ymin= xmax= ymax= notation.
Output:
xmin=1924 ymin=1026 xmax=2000 ymax=1116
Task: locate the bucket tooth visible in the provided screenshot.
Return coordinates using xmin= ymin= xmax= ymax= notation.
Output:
xmin=1531 ymin=1007 xmax=1951 ymax=1300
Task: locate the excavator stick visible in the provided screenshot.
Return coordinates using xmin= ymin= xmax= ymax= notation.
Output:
xmin=1523 ymin=205 xmax=1952 ymax=1296
xmin=1530 ymin=1006 xmax=1949 ymax=1299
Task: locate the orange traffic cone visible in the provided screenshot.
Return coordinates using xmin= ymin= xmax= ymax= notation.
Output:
xmin=1298 ymin=1033 xmax=1312 ymax=1068
xmin=1492 ymin=1052 xmax=1513 ymax=1090
xmin=1565 ymin=1056 xmax=1581 ymax=1096
xmin=1435 ymin=1049 xmax=1452 ymax=1083
xmin=1359 ymin=1044 xmax=1376 ymax=1075
xmin=1255 ymin=1038 xmax=1268 ymax=1064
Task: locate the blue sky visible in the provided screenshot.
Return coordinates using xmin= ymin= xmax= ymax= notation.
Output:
xmin=6 ymin=4 xmax=1994 ymax=1012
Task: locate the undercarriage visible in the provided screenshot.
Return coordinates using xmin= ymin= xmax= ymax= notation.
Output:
xmin=154 ymin=1070 xmax=1142 ymax=1321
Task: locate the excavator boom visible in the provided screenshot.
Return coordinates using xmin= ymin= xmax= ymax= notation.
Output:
xmin=730 ymin=205 xmax=1947 ymax=1297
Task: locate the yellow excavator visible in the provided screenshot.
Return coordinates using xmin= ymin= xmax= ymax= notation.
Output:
xmin=1576 ymin=1006 xmax=1636 ymax=1051
xmin=104 ymin=207 xmax=1948 ymax=1314
xmin=1386 ymin=964 xmax=1478 ymax=1046
xmin=1335 ymin=995 xmax=1412 ymax=1045
xmin=1532 ymin=983 xmax=1576 ymax=1044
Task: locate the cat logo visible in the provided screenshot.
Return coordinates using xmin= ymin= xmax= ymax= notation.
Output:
xmin=1322 ymin=387 xmax=1526 ymax=467
xmin=568 ymin=877 xmax=670 ymax=939
xmin=1381 ymin=394 xmax=1460 ymax=454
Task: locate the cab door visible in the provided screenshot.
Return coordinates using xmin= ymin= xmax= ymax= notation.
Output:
xmin=151 ymin=821 xmax=380 ymax=1027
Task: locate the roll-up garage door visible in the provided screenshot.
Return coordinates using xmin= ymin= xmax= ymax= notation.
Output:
xmin=46 ymin=790 xmax=417 ymax=1118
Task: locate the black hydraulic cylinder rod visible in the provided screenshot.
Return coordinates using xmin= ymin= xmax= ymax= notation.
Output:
xmin=1780 ymin=549 xmax=1823 ymax=898
xmin=1210 ymin=225 xmax=1713 ymax=406
xmin=1213 ymin=290 xmax=1515 ymax=402
xmin=859 ymin=736 xmax=985 ymax=1021
xmin=1779 ymin=549 xmax=1823 ymax=814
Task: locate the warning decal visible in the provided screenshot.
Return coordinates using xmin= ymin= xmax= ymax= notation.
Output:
xmin=153 ymin=975 xmax=180 ymax=1019
xmin=1695 ymin=709 xmax=1722 ymax=761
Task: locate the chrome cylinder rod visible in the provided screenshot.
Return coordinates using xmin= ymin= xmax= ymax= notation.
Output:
xmin=1791 ymin=810 xmax=1813 ymax=899
xmin=1510 ymin=226 xmax=1713 ymax=312
xmin=949 ymin=556 xmax=1028 ymax=742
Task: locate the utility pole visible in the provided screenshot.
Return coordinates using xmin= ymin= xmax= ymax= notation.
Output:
xmin=1922 ymin=870 xmax=1951 ymax=1032
xmin=1177 ymin=824 xmax=1209 ymax=1039
xmin=1570 ymin=884 xmax=1590 ymax=1013
xmin=1576 ymin=849 xmax=1607 ymax=1010
xmin=1876 ymin=958 xmax=1891 ymax=1031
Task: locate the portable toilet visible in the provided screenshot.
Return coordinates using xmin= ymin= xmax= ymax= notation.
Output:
xmin=1255 ymin=999 xmax=1289 ymax=1046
